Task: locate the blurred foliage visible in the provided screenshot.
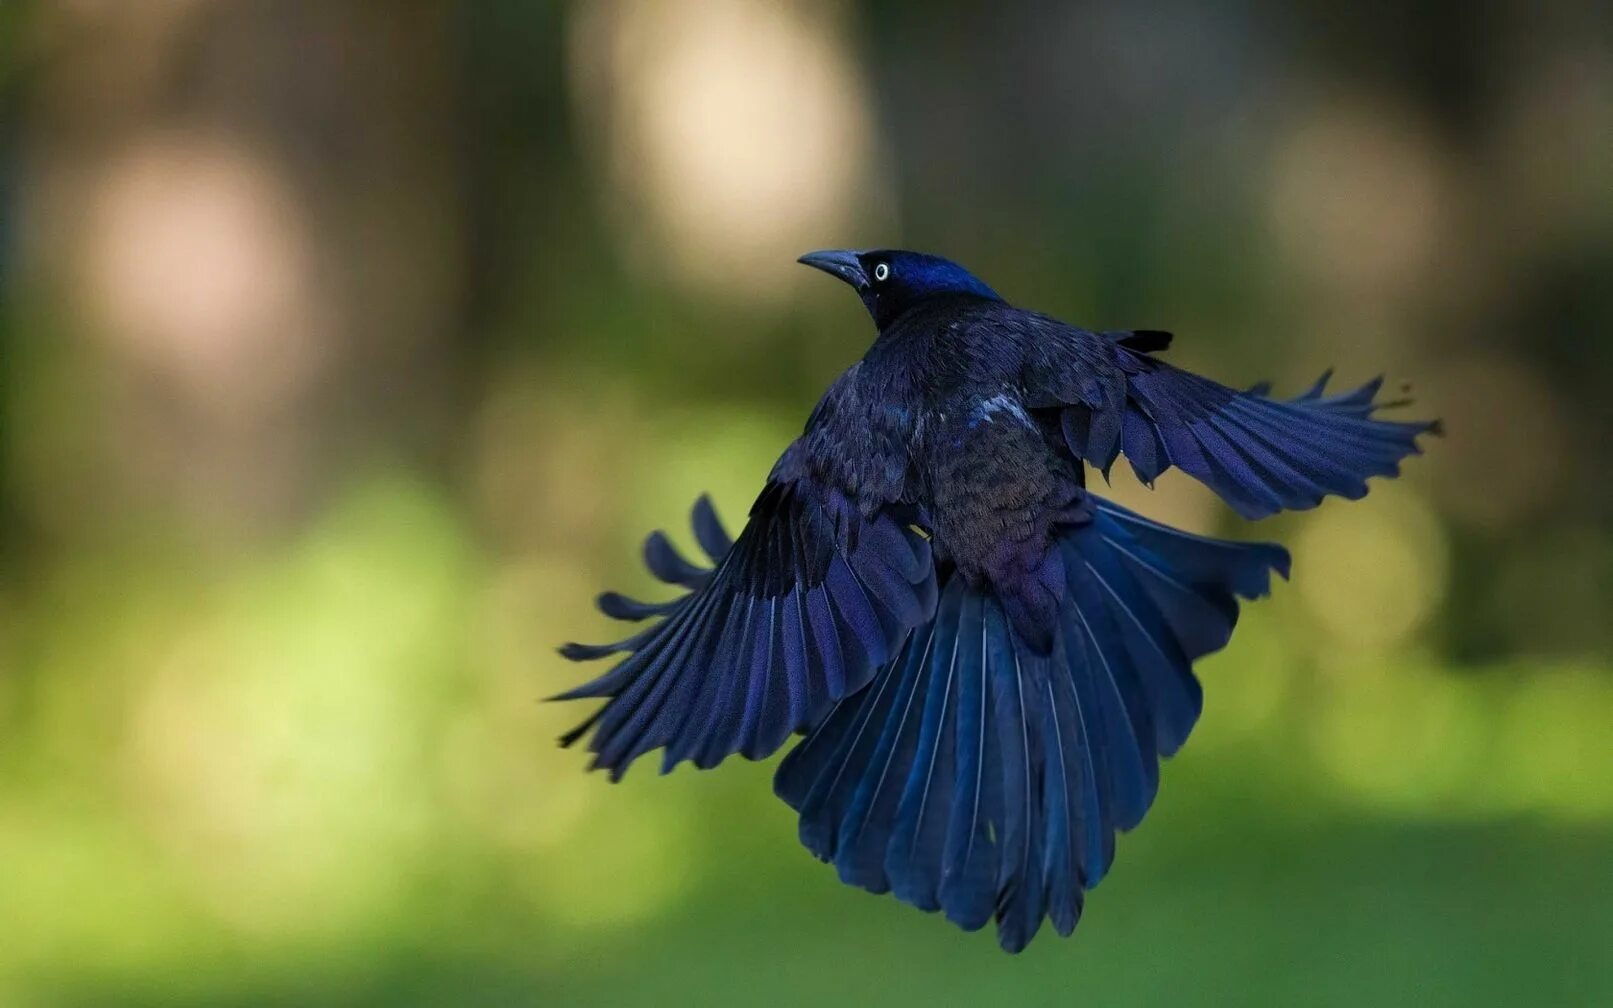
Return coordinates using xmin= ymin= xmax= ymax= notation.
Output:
xmin=0 ymin=1 xmax=1610 ymax=1004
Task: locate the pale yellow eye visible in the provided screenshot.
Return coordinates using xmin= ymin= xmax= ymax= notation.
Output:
xmin=873 ymin=262 xmax=890 ymax=282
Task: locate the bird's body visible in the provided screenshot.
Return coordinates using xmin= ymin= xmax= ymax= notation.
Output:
xmin=783 ymin=293 xmax=1084 ymax=630
xmin=557 ymin=249 xmax=1437 ymax=951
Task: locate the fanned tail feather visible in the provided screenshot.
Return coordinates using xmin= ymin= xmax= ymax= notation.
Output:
xmin=775 ymin=495 xmax=1287 ymax=952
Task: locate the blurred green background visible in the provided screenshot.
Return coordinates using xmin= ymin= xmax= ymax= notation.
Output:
xmin=1 ymin=2 xmax=1610 ymax=1005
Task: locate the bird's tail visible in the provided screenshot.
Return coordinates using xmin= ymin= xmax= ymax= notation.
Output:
xmin=774 ymin=495 xmax=1289 ymax=952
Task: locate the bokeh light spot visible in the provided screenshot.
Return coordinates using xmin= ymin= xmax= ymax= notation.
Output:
xmin=83 ymin=131 xmax=328 ymax=421
xmin=571 ymin=0 xmax=879 ymax=303
xmin=1292 ymin=485 xmax=1448 ymax=651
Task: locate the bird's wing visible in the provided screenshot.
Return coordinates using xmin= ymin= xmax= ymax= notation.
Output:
xmin=556 ymin=367 xmax=936 ymax=779
xmin=1015 ymin=314 xmax=1440 ymax=519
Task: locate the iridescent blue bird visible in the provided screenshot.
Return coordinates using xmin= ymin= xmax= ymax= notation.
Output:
xmin=557 ymin=249 xmax=1436 ymax=952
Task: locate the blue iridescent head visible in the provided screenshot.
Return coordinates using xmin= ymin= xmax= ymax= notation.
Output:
xmin=798 ymin=249 xmax=1001 ymax=330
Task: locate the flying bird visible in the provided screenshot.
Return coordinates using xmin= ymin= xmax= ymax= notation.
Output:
xmin=556 ymin=249 xmax=1436 ymax=952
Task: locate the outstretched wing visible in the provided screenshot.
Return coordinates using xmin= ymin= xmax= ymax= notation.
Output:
xmin=1016 ymin=316 xmax=1440 ymax=520
xmin=556 ymin=365 xmax=937 ymax=779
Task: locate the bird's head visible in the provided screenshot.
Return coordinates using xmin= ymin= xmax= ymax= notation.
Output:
xmin=797 ymin=249 xmax=1001 ymax=330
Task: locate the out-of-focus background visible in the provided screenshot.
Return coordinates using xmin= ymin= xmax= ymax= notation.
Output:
xmin=1 ymin=1 xmax=1609 ymax=1004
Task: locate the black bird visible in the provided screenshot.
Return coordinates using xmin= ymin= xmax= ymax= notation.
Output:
xmin=556 ymin=249 xmax=1436 ymax=952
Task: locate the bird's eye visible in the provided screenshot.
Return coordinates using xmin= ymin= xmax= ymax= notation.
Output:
xmin=873 ymin=262 xmax=891 ymax=282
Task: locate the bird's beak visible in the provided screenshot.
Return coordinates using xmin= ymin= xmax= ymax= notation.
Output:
xmin=797 ymin=249 xmax=869 ymax=292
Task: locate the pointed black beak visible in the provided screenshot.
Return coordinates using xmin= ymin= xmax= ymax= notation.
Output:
xmin=797 ymin=249 xmax=869 ymax=291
